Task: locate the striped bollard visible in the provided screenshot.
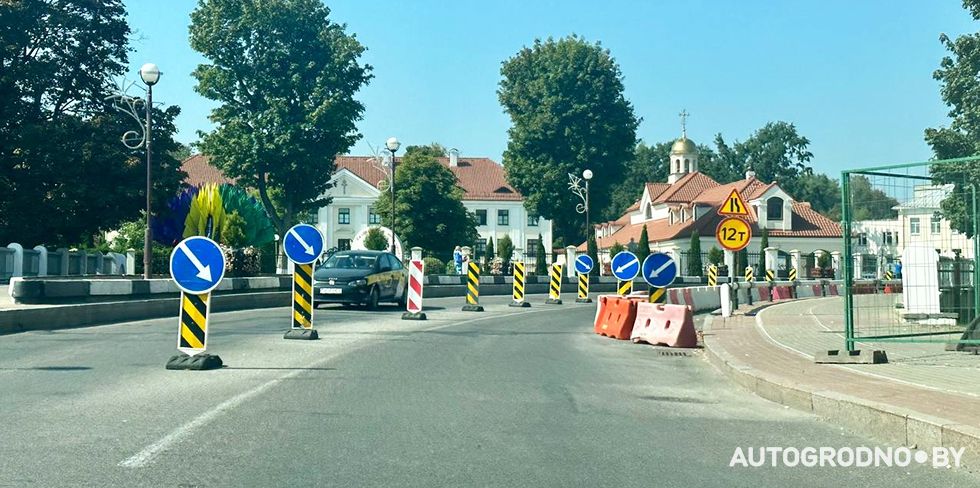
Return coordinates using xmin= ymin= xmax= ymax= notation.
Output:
xmin=462 ymin=261 xmax=484 ymax=312
xmin=617 ymin=279 xmax=633 ymax=296
xmin=648 ymin=286 xmax=666 ymax=303
xmin=284 ymin=263 xmax=318 ymax=340
xmin=707 ymin=264 xmax=718 ymax=286
xmin=788 ymin=267 xmax=798 ymax=281
xmin=884 ymin=269 xmax=894 ymax=280
xmin=509 ymin=261 xmax=530 ymax=308
xmin=766 ymin=268 xmax=775 ymax=302
xmin=575 ymin=272 xmax=592 ymax=303
xmin=402 ymin=257 xmax=426 ymax=320
xmin=546 ymin=263 xmax=563 ymax=304
xmin=744 ymin=266 xmax=754 ymax=283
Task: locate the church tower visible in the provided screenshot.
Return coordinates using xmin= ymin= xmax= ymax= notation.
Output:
xmin=668 ymin=110 xmax=698 ymax=184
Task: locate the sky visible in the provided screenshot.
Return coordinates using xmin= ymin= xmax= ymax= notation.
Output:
xmin=124 ymin=0 xmax=978 ymax=179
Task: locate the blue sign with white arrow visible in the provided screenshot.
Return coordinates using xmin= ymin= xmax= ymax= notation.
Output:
xmin=283 ymin=224 xmax=325 ymax=265
xmin=611 ymin=251 xmax=640 ymax=281
xmin=574 ymin=255 xmax=594 ymax=275
xmin=642 ymin=252 xmax=678 ymax=288
xmin=169 ymin=236 xmax=226 ymax=295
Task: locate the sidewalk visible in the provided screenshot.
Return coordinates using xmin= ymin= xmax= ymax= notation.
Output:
xmin=704 ymin=296 xmax=980 ymax=469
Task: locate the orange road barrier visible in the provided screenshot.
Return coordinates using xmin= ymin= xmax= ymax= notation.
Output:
xmin=631 ymin=302 xmax=698 ymax=348
xmin=593 ymin=296 xmax=638 ymax=340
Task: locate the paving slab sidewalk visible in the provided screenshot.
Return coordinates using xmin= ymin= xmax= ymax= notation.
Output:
xmin=704 ymin=297 xmax=980 ymax=469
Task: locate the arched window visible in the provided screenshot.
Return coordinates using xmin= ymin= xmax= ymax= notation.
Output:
xmin=645 ymin=203 xmax=653 ymax=219
xmin=684 ymin=159 xmax=689 ymax=172
xmin=767 ymin=197 xmax=784 ymax=221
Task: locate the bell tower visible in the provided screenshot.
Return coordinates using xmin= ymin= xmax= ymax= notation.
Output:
xmin=668 ymin=110 xmax=698 ymax=184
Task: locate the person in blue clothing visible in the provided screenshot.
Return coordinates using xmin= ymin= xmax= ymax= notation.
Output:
xmin=453 ymin=246 xmax=463 ymax=274
xmin=894 ymin=260 xmax=902 ymax=279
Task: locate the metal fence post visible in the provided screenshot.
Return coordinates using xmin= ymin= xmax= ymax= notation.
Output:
xmin=841 ymin=171 xmax=855 ymax=352
xmin=6 ymin=243 xmax=23 ymax=278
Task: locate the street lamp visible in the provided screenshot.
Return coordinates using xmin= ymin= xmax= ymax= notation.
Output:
xmin=385 ymin=137 xmax=401 ymax=253
xmin=569 ymin=169 xmax=593 ymax=242
xmin=139 ymin=63 xmax=161 ymax=279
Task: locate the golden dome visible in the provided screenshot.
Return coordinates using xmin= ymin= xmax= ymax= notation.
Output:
xmin=671 ymin=137 xmax=697 ymax=155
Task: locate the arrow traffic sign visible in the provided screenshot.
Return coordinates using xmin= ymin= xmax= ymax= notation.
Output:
xmin=718 ymin=188 xmax=749 ymax=216
xmin=642 ymin=252 xmax=678 ymax=288
xmin=574 ymin=255 xmax=594 ymax=275
xmin=715 ymin=217 xmax=752 ymax=252
xmin=283 ymin=224 xmax=325 ymax=264
xmin=169 ymin=236 xmax=226 ymax=295
xmin=611 ymin=251 xmax=640 ymax=281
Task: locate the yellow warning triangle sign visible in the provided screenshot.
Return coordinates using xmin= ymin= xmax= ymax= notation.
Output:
xmin=718 ymin=188 xmax=749 ymax=216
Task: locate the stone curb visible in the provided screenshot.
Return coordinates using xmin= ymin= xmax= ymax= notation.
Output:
xmin=702 ymin=315 xmax=980 ymax=469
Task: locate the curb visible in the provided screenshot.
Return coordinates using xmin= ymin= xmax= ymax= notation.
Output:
xmin=702 ymin=315 xmax=980 ymax=469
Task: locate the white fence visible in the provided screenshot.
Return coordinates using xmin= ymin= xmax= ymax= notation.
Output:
xmin=0 ymin=243 xmax=136 ymax=282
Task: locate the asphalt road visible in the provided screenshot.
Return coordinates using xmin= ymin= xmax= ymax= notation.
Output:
xmin=0 ymin=294 xmax=974 ymax=487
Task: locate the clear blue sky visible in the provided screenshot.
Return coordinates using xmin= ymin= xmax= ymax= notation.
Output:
xmin=124 ymin=0 xmax=977 ymax=178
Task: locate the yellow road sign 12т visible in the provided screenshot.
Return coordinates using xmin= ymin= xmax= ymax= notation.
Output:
xmin=715 ymin=217 xmax=752 ymax=252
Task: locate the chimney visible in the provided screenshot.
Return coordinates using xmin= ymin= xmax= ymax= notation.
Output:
xmin=745 ymin=166 xmax=756 ymax=181
xmin=449 ymin=148 xmax=459 ymax=167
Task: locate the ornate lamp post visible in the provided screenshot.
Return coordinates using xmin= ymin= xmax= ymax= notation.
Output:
xmin=385 ymin=137 xmax=401 ymax=253
xmin=568 ymin=169 xmax=593 ymax=242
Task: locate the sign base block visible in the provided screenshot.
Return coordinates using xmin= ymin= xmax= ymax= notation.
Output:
xmin=284 ymin=329 xmax=319 ymax=340
xmin=402 ymin=311 xmax=427 ymax=320
xmin=461 ymin=305 xmax=484 ymax=312
xmin=509 ymin=301 xmax=531 ymax=308
xmin=545 ymin=298 xmax=563 ymax=305
xmin=575 ymin=297 xmax=593 ymax=303
xmin=166 ymin=353 xmax=223 ymax=370
xmin=814 ymin=349 xmax=888 ymax=364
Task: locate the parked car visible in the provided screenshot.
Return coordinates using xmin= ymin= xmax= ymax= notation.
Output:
xmin=312 ymin=250 xmax=407 ymax=309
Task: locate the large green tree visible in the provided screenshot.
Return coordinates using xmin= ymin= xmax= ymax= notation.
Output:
xmin=925 ymin=0 xmax=980 ymax=237
xmin=714 ymin=122 xmax=814 ymax=196
xmin=373 ymin=147 xmax=478 ymax=261
xmin=499 ymin=36 xmax=639 ymax=243
xmin=847 ymin=175 xmax=899 ymax=221
xmin=0 ymin=0 xmax=185 ymax=246
xmin=190 ymin=0 xmax=372 ymax=238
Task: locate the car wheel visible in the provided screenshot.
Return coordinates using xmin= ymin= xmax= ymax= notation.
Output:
xmin=366 ymin=286 xmax=380 ymax=310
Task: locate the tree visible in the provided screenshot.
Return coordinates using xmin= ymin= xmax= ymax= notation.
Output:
xmin=707 ymin=247 xmax=724 ymax=266
xmin=687 ymin=230 xmax=703 ymax=276
xmin=636 ymin=224 xmax=650 ymax=265
xmin=485 ymin=236 xmax=496 ymax=262
xmin=363 ymin=227 xmax=388 ymax=251
xmin=190 ymin=0 xmax=372 ymax=241
xmin=0 ymin=0 xmax=185 ymax=246
xmin=220 ymin=211 xmax=248 ymax=248
xmin=498 ymin=235 xmax=514 ymax=267
xmin=609 ymin=241 xmax=625 ymax=257
xmin=846 ymin=175 xmax=898 ymax=221
xmin=758 ymin=228 xmax=769 ymax=270
xmin=535 ymin=233 xmax=547 ymax=275
xmin=793 ymin=173 xmax=842 ymax=220
xmin=607 ymin=141 xmax=671 ymax=216
xmin=924 ymin=1 xmax=980 ymax=236
xmin=373 ymin=148 xmax=478 ymax=260
xmin=587 ymin=232 xmax=599 ymax=276
xmin=499 ymin=36 xmax=639 ymax=243
xmin=723 ymin=122 xmax=814 ymax=196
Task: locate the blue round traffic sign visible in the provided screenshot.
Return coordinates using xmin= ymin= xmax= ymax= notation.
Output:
xmin=642 ymin=252 xmax=678 ymax=288
xmin=611 ymin=251 xmax=640 ymax=281
xmin=574 ymin=255 xmax=594 ymax=275
xmin=169 ymin=236 xmax=226 ymax=295
xmin=283 ymin=224 xmax=325 ymax=264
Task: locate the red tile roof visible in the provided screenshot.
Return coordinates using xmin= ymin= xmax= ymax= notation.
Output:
xmin=181 ymin=155 xmax=237 ymax=187
xmin=654 ymin=172 xmax=720 ymax=203
xmin=335 ymin=156 xmax=523 ymax=201
xmin=645 ymin=183 xmax=671 ymax=201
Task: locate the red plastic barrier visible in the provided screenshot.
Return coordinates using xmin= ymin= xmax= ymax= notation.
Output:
xmin=631 ymin=302 xmax=697 ymax=348
xmin=812 ymin=284 xmax=823 ymax=296
xmin=772 ymin=285 xmax=794 ymax=300
xmin=594 ymin=296 xmax=637 ymax=340
xmin=668 ymin=288 xmax=680 ymax=305
xmin=827 ymin=284 xmax=838 ymax=296
xmin=682 ymin=288 xmax=694 ymax=308
xmin=757 ymin=285 xmax=771 ymax=301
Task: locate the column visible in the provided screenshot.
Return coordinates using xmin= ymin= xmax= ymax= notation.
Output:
xmin=724 ymin=249 xmax=735 ymax=283
xmin=34 ymin=245 xmax=48 ymax=277
xmin=565 ymin=246 xmax=577 ymax=278
xmin=790 ymin=249 xmax=801 ymax=281
xmin=764 ymin=246 xmax=778 ymax=275
xmin=853 ymin=253 xmax=864 ymax=280
xmin=6 ymin=243 xmax=23 ymax=278
xmin=125 ymin=248 xmax=136 ymax=276
xmin=831 ymin=251 xmax=842 ymax=279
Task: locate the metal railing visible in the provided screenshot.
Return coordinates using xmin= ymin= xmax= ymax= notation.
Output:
xmin=22 ymin=249 xmax=40 ymax=277
xmin=0 ymin=247 xmax=13 ymax=281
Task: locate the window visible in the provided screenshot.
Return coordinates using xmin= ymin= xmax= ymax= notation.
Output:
xmin=475 ymin=238 xmax=487 ymax=255
xmin=526 ymin=239 xmax=540 ymax=253
xmin=475 ymin=209 xmax=487 ymax=226
xmin=931 ymin=212 xmax=941 ymax=234
xmin=883 ymin=231 xmax=894 ymax=245
xmin=527 ymin=215 xmax=540 ymax=227
xmin=910 ymin=217 xmax=920 ymax=235
xmin=767 ymin=197 xmax=784 ymax=221
xmin=497 ymin=209 xmax=509 ymax=226
xmin=856 ymin=233 xmax=867 ymax=246
xmin=369 ymin=208 xmax=381 ymax=225
xmin=338 ymin=208 xmax=351 ymax=225
xmin=645 ymin=204 xmax=653 ymax=220
xmin=337 ymin=239 xmax=351 ymax=251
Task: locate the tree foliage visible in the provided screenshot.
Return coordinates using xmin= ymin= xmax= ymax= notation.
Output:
xmin=0 ymin=0 xmax=185 ymax=246
xmin=485 ymin=236 xmax=496 ymax=261
xmin=498 ymin=36 xmax=639 ymax=243
xmin=847 ymin=175 xmax=899 ymax=221
xmin=758 ymin=228 xmax=769 ymax=270
xmin=535 ymin=233 xmax=547 ymax=275
xmin=373 ymin=148 xmax=478 ymax=261
xmin=189 ymin=0 xmax=372 ymax=237
xmin=587 ymin=232 xmax=599 ymax=276
xmin=498 ymin=234 xmax=514 ymax=266
xmin=363 ymin=227 xmax=388 ymax=251
xmin=687 ymin=230 xmax=703 ymax=276
xmin=707 ymin=246 xmax=724 ymax=266
xmin=609 ymin=241 xmax=625 ymax=257
xmin=636 ymin=224 xmax=650 ymax=265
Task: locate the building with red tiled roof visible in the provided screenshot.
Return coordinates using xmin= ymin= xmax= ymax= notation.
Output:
xmin=586 ymin=129 xmax=842 ymax=277
xmin=181 ymin=154 xmax=237 ymax=187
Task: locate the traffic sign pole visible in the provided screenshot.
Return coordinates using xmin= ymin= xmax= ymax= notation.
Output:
xmin=283 ymin=224 xmax=325 ymax=340
xmin=166 ymin=237 xmax=226 ymax=371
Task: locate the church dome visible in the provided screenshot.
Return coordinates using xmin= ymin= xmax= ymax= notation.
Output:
xmin=671 ymin=137 xmax=697 ymax=155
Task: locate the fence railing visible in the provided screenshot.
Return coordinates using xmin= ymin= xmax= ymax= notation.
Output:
xmin=0 ymin=243 xmax=136 ymax=283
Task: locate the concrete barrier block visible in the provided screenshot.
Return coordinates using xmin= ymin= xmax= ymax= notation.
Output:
xmin=812 ymin=391 xmax=907 ymax=446
xmin=148 ymin=280 xmax=179 ymax=294
xmin=941 ymin=424 xmax=980 ymax=469
xmin=43 ymin=280 xmax=91 ymax=298
xmin=89 ymin=280 xmax=133 ymax=296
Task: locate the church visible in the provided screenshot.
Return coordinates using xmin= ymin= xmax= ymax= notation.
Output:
xmin=585 ymin=116 xmax=843 ymax=277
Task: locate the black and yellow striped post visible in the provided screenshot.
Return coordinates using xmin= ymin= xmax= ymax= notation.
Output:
xmin=788 ymin=267 xmax=798 ymax=281
xmin=707 ymin=264 xmax=718 ymax=286
xmin=575 ymin=272 xmax=592 ymax=303
xmin=744 ymin=266 xmax=754 ymax=283
xmin=546 ymin=263 xmax=563 ymax=304
xmin=648 ymin=286 xmax=666 ymax=303
xmin=166 ymin=292 xmax=223 ymax=370
xmin=766 ymin=268 xmax=775 ymax=285
xmin=617 ymin=279 xmax=633 ymax=296
xmin=884 ymin=269 xmax=894 ymax=280
xmin=284 ymin=263 xmax=318 ymax=340
xmin=509 ymin=261 xmax=530 ymax=308
xmin=462 ymin=261 xmax=484 ymax=312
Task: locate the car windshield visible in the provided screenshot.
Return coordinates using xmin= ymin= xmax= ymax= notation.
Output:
xmin=320 ymin=253 xmax=378 ymax=270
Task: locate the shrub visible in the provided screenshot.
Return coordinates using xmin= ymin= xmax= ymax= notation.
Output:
xmin=707 ymin=246 xmax=724 ymax=266
xmin=422 ymin=256 xmax=444 ymax=275
xmin=364 ymin=227 xmax=388 ymax=251
xmin=221 ymin=245 xmax=261 ymax=277
xmin=444 ymin=260 xmax=457 ymax=275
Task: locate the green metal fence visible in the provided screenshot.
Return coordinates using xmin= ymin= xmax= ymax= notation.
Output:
xmin=842 ymin=157 xmax=980 ymax=350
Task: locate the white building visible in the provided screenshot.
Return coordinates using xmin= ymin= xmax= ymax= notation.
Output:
xmin=319 ymin=150 xmax=553 ymax=260
xmin=893 ymin=184 xmax=974 ymax=259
